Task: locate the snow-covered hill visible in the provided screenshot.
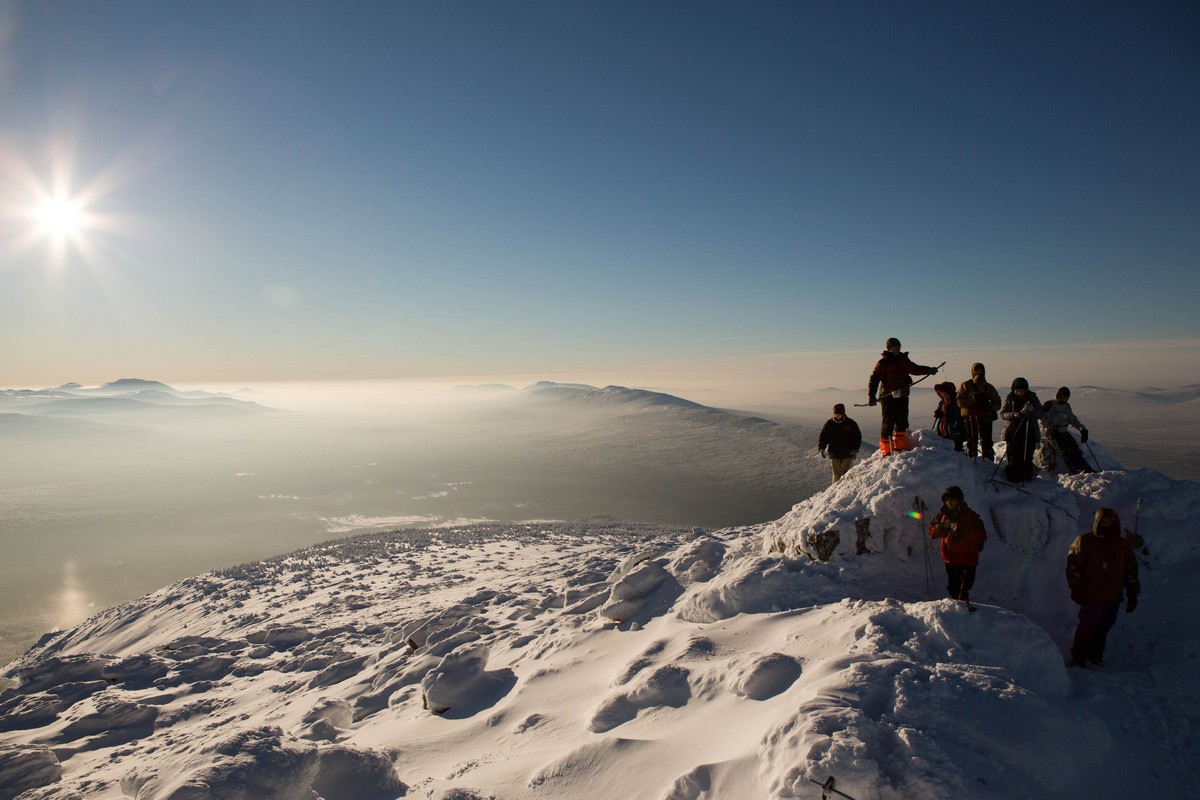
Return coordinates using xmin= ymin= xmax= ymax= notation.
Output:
xmin=2 ymin=434 xmax=1199 ymax=799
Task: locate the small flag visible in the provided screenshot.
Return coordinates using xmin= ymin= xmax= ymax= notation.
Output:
xmin=905 ymin=510 xmax=923 ymax=520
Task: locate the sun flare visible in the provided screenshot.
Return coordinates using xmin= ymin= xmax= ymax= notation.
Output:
xmin=32 ymin=195 xmax=87 ymax=240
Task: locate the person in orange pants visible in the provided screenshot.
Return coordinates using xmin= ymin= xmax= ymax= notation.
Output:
xmin=868 ymin=337 xmax=938 ymax=455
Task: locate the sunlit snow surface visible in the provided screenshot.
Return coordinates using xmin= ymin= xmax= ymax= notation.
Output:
xmin=2 ymin=432 xmax=1199 ymax=799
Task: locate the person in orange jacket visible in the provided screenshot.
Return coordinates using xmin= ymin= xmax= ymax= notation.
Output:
xmin=928 ymin=486 xmax=988 ymax=603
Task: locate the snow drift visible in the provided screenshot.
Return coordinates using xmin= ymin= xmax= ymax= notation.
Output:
xmin=2 ymin=436 xmax=1199 ymax=799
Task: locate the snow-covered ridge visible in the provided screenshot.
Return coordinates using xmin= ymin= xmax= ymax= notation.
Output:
xmin=2 ymin=441 xmax=1199 ymax=799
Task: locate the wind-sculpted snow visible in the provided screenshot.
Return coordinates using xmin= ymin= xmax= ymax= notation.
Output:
xmin=2 ymin=447 xmax=1199 ymax=798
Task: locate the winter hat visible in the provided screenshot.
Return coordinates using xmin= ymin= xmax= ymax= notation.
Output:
xmin=1057 ymin=386 xmax=1071 ymax=400
xmin=1011 ymin=377 xmax=1029 ymax=391
xmin=942 ymin=486 xmax=965 ymax=503
xmin=935 ymin=381 xmax=956 ymax=397
xmin=886 ymin=337 xmax=901 ymax=349
xmin=832 ymin=403 xmax=846 ymax=415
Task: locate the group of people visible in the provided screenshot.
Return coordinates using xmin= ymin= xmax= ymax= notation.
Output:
xmin=928 ymin=488 xmax=1140 ymax=668
xmin=816 ymin=336 xmax=1140 ymax=669
xmin=817 ymin=337 xmax=1093 ymax=485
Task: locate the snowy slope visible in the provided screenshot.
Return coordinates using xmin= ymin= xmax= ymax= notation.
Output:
xmin=2 ymin=434 xmax=1199 ymax=800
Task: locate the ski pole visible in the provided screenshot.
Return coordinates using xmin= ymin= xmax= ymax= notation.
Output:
xmin=808 ymin=775 xmax=858 ymax=800
xmin=1084 ymin=440 xmax=1100 ymax=472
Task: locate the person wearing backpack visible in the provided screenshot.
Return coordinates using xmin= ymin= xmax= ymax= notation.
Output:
xmin=933 ymin=382 xmax=966 ymax=453
xmin=957 ymin=363 xmax=1002 ymax=461
xmin=1043 ymin=387 xmax=1093 ymax=474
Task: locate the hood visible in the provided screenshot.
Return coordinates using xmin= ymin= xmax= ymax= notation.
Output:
xmin=1092 ymin=507 xmax=1122 ymax=537
xmin=971 ymin=362 xmax=986 ymax=379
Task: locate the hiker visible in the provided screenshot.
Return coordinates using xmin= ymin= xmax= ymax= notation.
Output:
xmin=818 ymin=403 xmax=863 ymax=483
xmin=928 ymin=486 xmax=987 ymax=603
xmin=957 ymin=363 xmax=1002 ymax=461
xmin=867 ymin=337 xmax=938 ymax=455
xmin=1066 ymin=508 xmax=1140 ymax=667
xmin=1000 ymin=377 xmax=1048 ymax=483
xmin=933 ymin=382 xmax=966 ymax=453
xmin=1042 ymin=387 xmax=1093 ymax=474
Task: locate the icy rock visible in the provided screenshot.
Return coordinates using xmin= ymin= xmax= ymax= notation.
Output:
xmin=302 ymin=697 xmax=354 ymax=730
xmin=0 ymin=744 xmax=63 ymax=797
xmin=311 ymin=746 xmax=407 ymax=800
xmin=599 ymin=560 xmax=672 ymax=622
xmin=421 ymin=643 xmax=514 ymax=715
xmin=14 ymin=656 xmax=110 ymax=693
xmin=665 ymin=536 xmax=726 ymax=585
xmin=103 ymin=654 xmax=171 ymax=688
xmin=0 ymin=693 xmax=64 ymax=733
xmin=124 ymin=727 xmax=320 ymax=800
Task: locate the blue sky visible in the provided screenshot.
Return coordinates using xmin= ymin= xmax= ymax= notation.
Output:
xmin=2 ymin=1 xmax=1198 ymax=393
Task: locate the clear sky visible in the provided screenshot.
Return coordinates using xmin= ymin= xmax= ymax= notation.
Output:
xmin=2 ymin=1 xmax=1198 ymax=394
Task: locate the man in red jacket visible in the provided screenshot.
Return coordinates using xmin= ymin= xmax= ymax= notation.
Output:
xmin=868 ymin=337 xmax=938 ymax=454
xmin=928 ymin=486 xmax=987 ymax=603
xmin=1066 ymin=508 xmax=1140 ymax=667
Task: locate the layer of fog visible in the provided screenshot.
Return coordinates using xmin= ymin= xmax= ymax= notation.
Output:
xmin=1 ymin=379 xmax=824 ymax=665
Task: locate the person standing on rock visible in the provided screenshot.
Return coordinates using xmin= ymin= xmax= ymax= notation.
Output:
xmin=928 ymin=486 xmax=987 ymax=604
xmin=868 ymin=337 xmax=939 ymax=455
xmin=1066 ymin=507 xmax=1139 ymax=668
xmin=818 ymin=403 xmax=862 ymax=483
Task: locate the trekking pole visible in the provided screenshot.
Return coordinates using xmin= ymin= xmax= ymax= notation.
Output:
xmin=808 ymin=775 xmax=858 ymax=800
xmin=1083 ymin=440 xmax=1100 ymax=472
xmin=911 ymin=496 xmax=932 ymax=596
xmin=990 ymin=411 xmax=1027 ymax=483
xmin=955 ymin=582 xmax=974 ymax=614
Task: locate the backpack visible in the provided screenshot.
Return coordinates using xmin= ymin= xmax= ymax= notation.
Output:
xmin=936 ymin=397 xmax=965 ymax=439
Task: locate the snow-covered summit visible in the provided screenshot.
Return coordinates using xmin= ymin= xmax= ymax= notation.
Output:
xmin=2 ymin=438 xmax=1198 ymax=799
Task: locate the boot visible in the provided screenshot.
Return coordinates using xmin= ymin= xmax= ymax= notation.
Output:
xmin=878 ymin=437 xmax=893 ymax=456
xmin=892 ymin=430 xmax=911 ymax=452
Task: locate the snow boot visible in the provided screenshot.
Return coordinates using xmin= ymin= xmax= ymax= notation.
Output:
xmin=892 ymin=430 xmax=911 ymax=452
xmin=878 ymin=437 xmax=893 ymax=456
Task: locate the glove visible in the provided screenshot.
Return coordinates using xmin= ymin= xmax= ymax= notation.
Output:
xmin=819 ymin=449 xmax=827 ymax=459
xmin=1080 ymin=428 xmax=1088 ymax=444
xmin=930 ymin=367 xmax=939 ymax=375
xmin=868 ymin=397 xmax=877 ymax=407
xmin=1126 ymin=595 xmax=1138 ymax=613
xmin=1020 ymin=402 xmax=1031 ymax=414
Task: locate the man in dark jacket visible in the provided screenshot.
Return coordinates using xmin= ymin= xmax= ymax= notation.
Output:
xmin=1066 ymin=508 xmax=1140 ymax=667
xmin=818 ymin=403 xmax=862 ymax=483
xmin=928 ymin=486 xmax=987 ymax=603
xmin=1000 ymin=377 xmax=1048 ymax=483
xmin=868 ymin=337 xmax=938 ymax=455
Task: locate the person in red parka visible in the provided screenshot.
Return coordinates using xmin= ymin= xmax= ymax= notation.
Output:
xmin=928 ymin=486 xmax=987 ymax=603
xmin=868 ymin=337 xmax=938 ymax=455
xmin=1066 ymin=508 xmax=1140 ymax=667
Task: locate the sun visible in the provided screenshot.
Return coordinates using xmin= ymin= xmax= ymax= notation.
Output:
xmin=32 ymin=195 xmax=87 ymax=241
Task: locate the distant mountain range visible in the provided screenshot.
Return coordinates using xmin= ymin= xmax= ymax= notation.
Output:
xmin=0 ymin=379 xmax=268 ymax=424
